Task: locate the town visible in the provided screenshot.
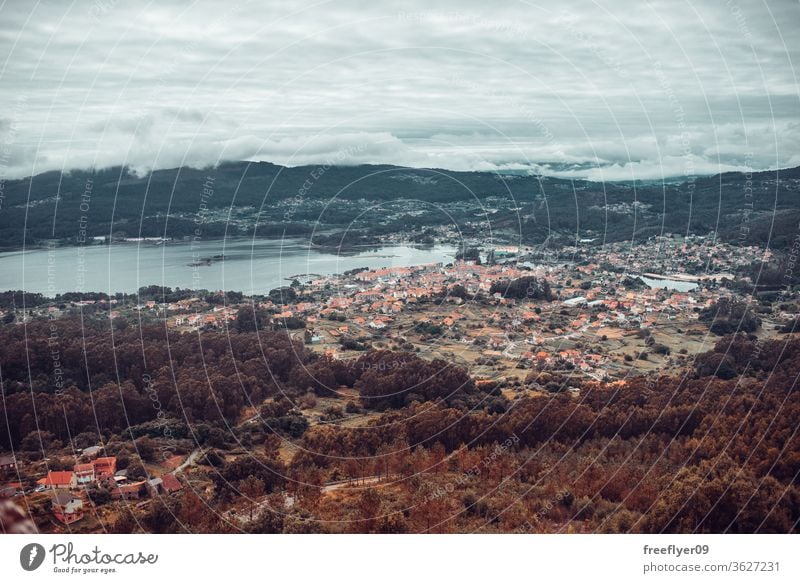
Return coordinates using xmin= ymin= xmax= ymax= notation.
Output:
xmin=3 ymin=232 xmax=789 ymax=385
xmin=1 ymin=231 xmax=797 ymax=532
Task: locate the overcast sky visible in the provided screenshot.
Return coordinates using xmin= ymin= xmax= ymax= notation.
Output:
xmin=1 ymin=0 xmax=798 ymax=181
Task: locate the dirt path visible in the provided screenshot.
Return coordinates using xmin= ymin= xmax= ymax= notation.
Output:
xmin=321 ymin=475 xmax=391 ymax=493
xmin=174 ymin=448 xmax=201 ymax=474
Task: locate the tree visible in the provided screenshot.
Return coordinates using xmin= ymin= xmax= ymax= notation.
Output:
xmin=247 ymin=508 xmax=284 ymax=533
xmin=700 ymin=297 xmax=760 ymax=335
xmin=212 ymin=455 xmax=286 ymax=499
xmin=644 ymin=455 xmax=797 ymax=533
xmin=355 ymin=351 xmax=475 ymax=410
xmin=410 ymin=482 xmax=454 ymax=533
xmin=490 ymin=276 xmax=553 ymax=301
xmin=126 ymin=459 xmax=148 ymax=481
xmin=240 ymin=476 xmax=266 ymax=520
xmin=375 ymin=512 xmax=408 ymax=533
xmin=355 ymin=488 xmax=382 ymax=533
xmin=73 ymin=432 xmax=99 ymax=449
xmin=268 ymin=286 xmax=297 ymax=304
xmin=455 ymin=246 xmax=481 ymax=263
xmin=20 ymin=430 xmax=61 ymax=452
xmin=135 ymin=436 xmax=156 ymax=462
xmin=235 ymin=305 xmax=266 ymax=332
xmin=86 ymin=487 xmax=112 ymax=505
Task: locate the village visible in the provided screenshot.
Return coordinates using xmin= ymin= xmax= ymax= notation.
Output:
xmin=1 ymin=233 xmax=797 ymax=532
xmin=0 ymin=447 xmax=185 ymax=530
xmin=4 ymin=233 xmax=786 ymax=386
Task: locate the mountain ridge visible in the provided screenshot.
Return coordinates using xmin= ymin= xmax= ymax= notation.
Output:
xmin=1 ymin=162 xmax=798 ymax=251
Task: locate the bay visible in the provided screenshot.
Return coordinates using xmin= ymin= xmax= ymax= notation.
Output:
xmin=0 ymin=239 xmax=457 ymax=296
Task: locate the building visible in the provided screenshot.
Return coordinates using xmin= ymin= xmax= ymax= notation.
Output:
xmin=111 ymin=481 xmax=146 ymax=501
xmin=71 ymin=456 xmax=117 ymax=486
xmin=0 ymin=454 xmax=16 ymax=473
xmin=73 ymin=463 xmax=96 ymax=486
xmin=562 ymin=296 xmax=588 ymax=307
xmin=92 ymin=457 xmax=117 ymax=479
xmin=51 ymin=492 xmax=84 ymax=524
xmin=37 ymin=471 xmax=76 ymax=490
xmin=146 ymin=474 xmax=183 ymax=496
xmin=81 ymin=446 xmax=102 ymax=459
xmin=160 ymin=474 xmax=183 ymax=494
xmin=0 ymin=482 xmax=22 ymax=497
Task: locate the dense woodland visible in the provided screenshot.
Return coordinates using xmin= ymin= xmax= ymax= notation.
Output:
xmin=0 ymin=316 xmax=798 ymax=533
xmin=1 ymin=162 xmax=798 ymax=249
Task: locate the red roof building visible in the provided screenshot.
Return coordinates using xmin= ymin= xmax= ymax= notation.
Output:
xmin=111 ymin=481 xmax=146 ymax=500
xmin=92 ymin=457 xmax=117 ymax=478
xmin=73 ymin=463 xmax=95 ymax=486
xmin=37 ymin=471 xmax=76 ymax=489
xmin=71 ymin=456 xmax=117 ymax=486
xmin=160 ymin=473 xmax=183 ymax=494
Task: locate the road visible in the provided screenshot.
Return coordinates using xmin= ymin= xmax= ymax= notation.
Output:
xmin=174 ymin=448 xmax=201 ymax=474
xmin=321 ymin=475 xmax=392 ymax=493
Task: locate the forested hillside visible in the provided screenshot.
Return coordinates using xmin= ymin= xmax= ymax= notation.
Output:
xmin=1 ymin=318 xmax=797 ymax=533
xmin=1 ymin=163 xmax=798 ymax=249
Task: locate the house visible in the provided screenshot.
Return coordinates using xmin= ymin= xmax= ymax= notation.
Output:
xmin=146 ymin=473 xmax=183 ymax=496
xmin=71 ymin=456 xmax=116 ymax=486
xmin=51 ymin=492 xmax=84 ymax=524
xmin=81 ymin=446 xmax=102 ymax=459
xmin=304 ymin=329 xmax=322 ymax=344
xmin=0 ymin=482 xmax=22 ymax=496
xmin=489 ymin=336 xmax=507 ymax=350
xmin=93 ymin=457 xmax=117 ymax=478
xmin=562 ymin=296 xmax=588 ymax=307
xmin=73 ymin=463 xmax=96 ymax=486
xmin=0 ymin=454 xmax=16 ymax=473
xmin=37 ymin=471 xmax=76 ymax=490
xmin=111 ymin=481 xmax=147 ymax=500
xmin=160 ymin=473 xmax=183 ymax=494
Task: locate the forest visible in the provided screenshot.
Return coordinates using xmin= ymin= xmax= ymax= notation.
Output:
xmin=0 ymin=316 xmax=798 ymax=533
xmin=1 ymin=162 xmax=798 ymax=250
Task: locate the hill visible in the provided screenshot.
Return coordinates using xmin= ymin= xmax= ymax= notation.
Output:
xmin=0 ymin=162 xmax=798 ymax=250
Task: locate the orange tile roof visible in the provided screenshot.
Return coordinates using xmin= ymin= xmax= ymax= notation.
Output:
xmin=161 ymin=473 xmax=183 ymax=493
xmin=38 ymin=471 xmax=74 ymax=487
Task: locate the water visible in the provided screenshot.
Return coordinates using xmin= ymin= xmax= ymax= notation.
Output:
xmin=0 ymin=239 xmax=457 ymax=295
xmin=639 ymin=275 xmax=698 ymax=292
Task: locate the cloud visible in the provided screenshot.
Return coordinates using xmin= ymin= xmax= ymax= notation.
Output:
xmin=546 ymin=156 xmax=745 ymax=182
xmin=0 ymin=0 xmax=797 ymax=181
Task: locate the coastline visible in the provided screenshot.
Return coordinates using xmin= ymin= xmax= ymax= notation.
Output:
xmin=0 ymin=233 xmax=438 ymax=255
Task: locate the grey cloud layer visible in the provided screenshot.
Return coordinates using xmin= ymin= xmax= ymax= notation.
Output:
xmin=1 ymin=0 xmax=798 ymax=181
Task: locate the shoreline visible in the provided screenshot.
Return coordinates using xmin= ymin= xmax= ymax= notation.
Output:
xmin=0 ymin=234 xmax=448 ymax=255
xmin=0 ymin=234 xmax=300 ymax=254
xmin=0 ymin=240 xmax=458 ymax=295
